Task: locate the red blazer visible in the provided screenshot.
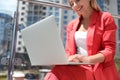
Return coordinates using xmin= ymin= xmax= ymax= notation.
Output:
xmin=65 ymin=11 xmax=120 ymax=80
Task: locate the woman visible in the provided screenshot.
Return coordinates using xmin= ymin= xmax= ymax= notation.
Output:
xmin=44 ymin=0 xmax=120 ymax=80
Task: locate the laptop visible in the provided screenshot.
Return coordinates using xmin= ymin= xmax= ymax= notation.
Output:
xmin=21 ymin=15 xmax=92 ymax=66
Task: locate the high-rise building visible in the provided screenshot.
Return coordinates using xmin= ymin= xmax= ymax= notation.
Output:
xmin=0 ymin=12 xmax=13 ymax=55
xmin=17 ymin=1 xmax=49 ymax=53
xmin=17 ymin=0 xmax=120 ymax=57
xmin=18 ymin=1 xmax=29 ymax=27
xmin=97 ymin=0 xmax=104 ymax=10
xmin=117 ymin=0 xmax=120 ymax=56
xmin=17 ymin=0 xmax=77 ymax=53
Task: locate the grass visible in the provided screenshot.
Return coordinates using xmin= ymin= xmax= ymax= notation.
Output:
xmin=115 ymin=57 xmax=120 ymax=75
xmin=0 ymin=75 xmax=7 ymax=80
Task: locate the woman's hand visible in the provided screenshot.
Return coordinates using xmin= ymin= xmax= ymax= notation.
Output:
xmin=68 ymin=54 xmax=88 ymax=63
xmin=68 ymin=53 xmax=105 ymax=64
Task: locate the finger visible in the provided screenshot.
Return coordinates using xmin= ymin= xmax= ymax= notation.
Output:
xmin=68 ymin=55 xmax=77 ymax=61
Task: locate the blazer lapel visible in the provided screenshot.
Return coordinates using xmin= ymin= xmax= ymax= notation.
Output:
xmin=87 ymin=11 xmax=99 ymax=55
xmin=70 ymin=17 xmax=81 ymax=54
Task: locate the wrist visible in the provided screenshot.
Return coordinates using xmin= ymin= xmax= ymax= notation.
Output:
xmin=77 ymin=55 xmax=90 ymax=63
xmin=82 ymin=56 xmax=90 ymax=63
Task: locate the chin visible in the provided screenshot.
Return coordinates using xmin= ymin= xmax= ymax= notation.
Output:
xmin=77 ymin=13 xmax=82 ymax=17
xmin=76 ymin=12 xmax=82 ymax=16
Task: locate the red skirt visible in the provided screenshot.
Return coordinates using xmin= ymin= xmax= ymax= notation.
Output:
xmin=44 ymin=65 xmax=94 ymax=80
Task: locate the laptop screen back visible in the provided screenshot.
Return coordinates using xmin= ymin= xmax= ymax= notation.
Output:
xmin=21 ymin=15 xmax=68 ymax=66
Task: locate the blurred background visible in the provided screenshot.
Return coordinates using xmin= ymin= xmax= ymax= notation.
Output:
xmin=0 ymin=0 xmax=120 ymax=80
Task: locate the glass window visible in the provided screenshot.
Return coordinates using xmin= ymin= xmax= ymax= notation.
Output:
xmin=22 ymin=1 xmax=26 ymax=4
xmin=49 ymin=7 xmax=53 ymax=10
xmin=55 ymin=1 xmax=59 ymax=3
xmin=21 ymin=12 xmax=24 ymax=15
xmin=43 ymin=7 xmax=46 ymax=9
xmin=64 ymin=16 xmax=67 ymax=19
xmin=48 ymin=12 xmax=53 ymax=16
xmin=33 ymin=17 xmax=39 ymax=22
xmin=55 ymin=18 xmax=59 ymax=22
xmin=42 ymin=12 xmax=46 ymax=15
xmin=55 ymin=12 xmax=59 ymax=16
xmin=18 ymin=41 xmax=21 ymax=45
xmin=63 ymin=0 xmax=68 ymax=4
xmin=17 ymin=47 xmax=21 ymax=51
xmin=55 ymin=8 xmax=59 ymax=11
xmin=27 ymin=17 xmax=32 ymax=21
xmin=63 ymin=21 xmax=68 ymax=25
xmin=19 ymin=35 xmax=22 ymax=38
xmin=21 ymin=18 xmax=24 ymax=21
xmin=34 ymin=11 xmax=38 ymax=15
xmin=39 ymin=11 xmax=42 ymax=14
xmin=119 ymin=29 xmax=120 ymax=40
xmin=22 ymin=7 xmax=25 ymax=10
xmin=72 ymin=16 xmax=76 ymax=19
xmin=64 ymin=10 xmax=68 ymax=14
xmin=34 ymin=5 xmax=38 ymax=9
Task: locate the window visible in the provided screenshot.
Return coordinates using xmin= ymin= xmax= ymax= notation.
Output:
xmin=64 ymin=32 xmax=66 ymax=36
xmin=27 ymin=17 xmax=32 ymax=21
xmin=64 ymin=10 xmax=68 ymax=14
xmin=72 ymin=16 xmax=76 ymax=19
xmin=55 ymin=8 xmax=59 ymax=11
xmin=23 ymin=46 xmax=27 ymax=52
xmin=55 ymin=12 xmax=59 ymax=16
xmin=48 ymin=12 xmax=53 ymax=16
xmin=55 ymin=1 xmax=59 ymax=3
xmin=104 ymin=0 xmax=110 ymax=5
xmin=118 ymin=27 xmax=120 ymax=40
xmin=55 ymin=18 xmax=59 ymax=22
xmin=42 ymin=12 xmax=46 ymax=15
xmin=21 ymin=12 xmax=24 ymax=15
xmin=21 ymin=18 xmax=24 ymax=21
xmin=43 ymin=7 xmax=46 ymax=10
xmin=19 ymin=35 xmax=22 ymax=38
xmin=22 ymin=7 xmax=25 ymax=10
xmin=63 ymin=0 xmax=68 ymax=4
xmin=64 ymin=16 xmax=67 ymax=19
xmin=17 ymin=47 xmax=21 ymax=51
xmin=49 ymin=7 xmax=53 ymax=10
xmin=22 ymin=1 xmax=26 ymax=4
xmin=39 ymin=11 xmax=42 ymax=14
xmin=34 ymin=11 xmax=38 ymax=15
xmin=34 ymin=5 xmax=38 ymax=9
xmin=63 ymin=21 xmax=68 ymax=25
xmin=18 ymin=41 xmax=21 ymax=45
xmin=64 ymin=26 xmax=66 ymax=30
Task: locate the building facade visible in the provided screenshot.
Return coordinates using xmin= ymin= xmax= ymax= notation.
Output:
xmin=117 ymin=0 xmax=120 ymax=56
xmin=97 ymin=0 xmax=104 ymax=10
xmin=17 ymin=0 xmax=77 ymax=53
xmin=17 ymin=0 xmax=120 ymax=57
xmin=0 ymin=13 xmax=13 ymax=56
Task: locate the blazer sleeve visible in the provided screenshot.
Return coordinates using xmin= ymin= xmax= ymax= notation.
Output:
xmin=99 ymin=12 xmax=117 ymax=63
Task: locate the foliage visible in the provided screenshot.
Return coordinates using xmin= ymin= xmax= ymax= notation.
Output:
xmin=115 ymin=57 xmax=120 ymax=75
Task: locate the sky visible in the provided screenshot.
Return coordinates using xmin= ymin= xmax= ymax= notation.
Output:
xmin=0 ymin=0 xmax=17 ymax=17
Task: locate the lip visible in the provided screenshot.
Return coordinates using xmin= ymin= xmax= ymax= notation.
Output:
xmin=77 ymin=6 xmax=83 ymax=12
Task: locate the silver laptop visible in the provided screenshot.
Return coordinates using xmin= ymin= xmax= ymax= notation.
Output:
xmin=21 ymin=15 xmax=92 ymax=66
